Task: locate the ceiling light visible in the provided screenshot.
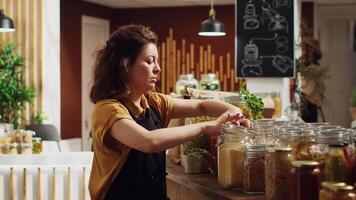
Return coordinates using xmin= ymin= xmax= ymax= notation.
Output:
xmin=198 ymin=0 xmax=226 ymax=36
xmin=0 ymin=9 xmax=15 ymax=32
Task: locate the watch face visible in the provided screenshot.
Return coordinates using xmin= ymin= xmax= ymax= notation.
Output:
xmin=241 ymin=65 xmax=263 ymax=77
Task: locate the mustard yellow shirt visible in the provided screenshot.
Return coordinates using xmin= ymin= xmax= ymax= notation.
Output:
xmin=89 ymin=92 xmax=174 ymax=200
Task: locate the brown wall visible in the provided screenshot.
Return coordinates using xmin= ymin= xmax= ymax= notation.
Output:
xmin=60 ymin=2 xmax=313 ymax=138
xmin=60 ymin=0 xmax=116 ymax=139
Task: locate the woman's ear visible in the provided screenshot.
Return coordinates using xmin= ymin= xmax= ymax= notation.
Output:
xmin=121 ymin=58 xmax=130 ymax=73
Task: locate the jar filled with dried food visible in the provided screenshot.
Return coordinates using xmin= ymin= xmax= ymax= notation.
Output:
xmin=32 ymin=137 xmax=42 ymax=154
xmin=199 ymin=73 xmax=220 ymax=91
xmin=23 ymin=130 xmax=35 ymax=143
xmin=218 ymin=122 xmax=250 ymax=189
xmin=243 ymin=144 xmax=267 ymax=194
xmin=289 ymin=130 xmax=316 ymax=161
xmin=175 ymin=74 xmax=198 ymax=95
xmin=329 ymin=185 xmax=356 ymax=200
xmin=319 ymin=182 xmax=347 ymax=200
xmin=1 ymin=143 xmax=9 ymax=154
xmin=324 ymin=143 xmax=352 ymax=184
xmin=289 ymin=161 xmax=321 ymax=200
xmin=265 ymin=147 xmax=292 ymax=200
xmin=21 ymin=143 xmax=33 ymax=154
xmin=9 ymin=142 xmax=19 ymax=154
xmin=315 ymin=129 xmax=349 ymax=176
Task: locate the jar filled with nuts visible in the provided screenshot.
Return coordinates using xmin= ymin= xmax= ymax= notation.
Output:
xmin=9 ymin=142 xmax=19 ymax=154
xmin=243 ymin=144 xmax=267 ymax=194
xmin=289 ymin=130 xmax=316 ymax=161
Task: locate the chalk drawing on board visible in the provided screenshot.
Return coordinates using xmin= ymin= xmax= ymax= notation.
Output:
xmin=275 ymin=36 xmax=289 ymax=53
xmin=241 ymin=65 xmax=263 ymax=77
xmin=260 ymin=0 xmax=278 ymax=26
xmin=243 ymin=0 xmax=259 ymax=30
xmin=260 ymin=55 xmax=293 ymax=74
xmin=272 ymin=0 xmax=292 ymax=9
xmin=269 ymin=14 xmax=288 ymax=32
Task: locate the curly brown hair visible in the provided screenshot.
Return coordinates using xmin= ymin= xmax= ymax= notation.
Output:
xmin=90 ymin=24 xmax=158 ymax=103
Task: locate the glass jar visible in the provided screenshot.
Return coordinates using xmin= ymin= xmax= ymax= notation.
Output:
xmin=265 ymin=147 xmax=292 ymax=200
xmin=32 ymin=137 xmax=42 ymax=154
xmin=23 ymin=130 xmax=35 ymax=143
xmin=218 ymin=122 xmax=250 ymax=189
xmin=175 ymin=74 xmax=198 ymax=95
xmin=314 ymin=129 xmax=348 ymax=173
xmin=330 ymin=185 xmax=356 ymax=200
xmin=243 ymin=144 xmax=267 ymax=194
xmin=289 ymin=161 xmax=321 ymax=200
xmin=289 ymin=130 xmax=316 ymax=161
xmin=199 ymin=73 xmax=220 ymax=91
xmin=251 ymin=125 xmax=275 ymax=145
xmin=275 ymin=126 xmax=301 ymax=148
xmin=324 ymin=144 xmax=352 ymax=184
xmin=1 ymin=143 xmax=9 ymax=154
xmin=270 ymin=92 xmax=282 ymax=118
xmin=9 ymin=142 xmax=18 ymax=154
xmin=21 ymin=143 xmax=33 ymax=154
xmin=320 ymin=182 xmax=347 ymax=200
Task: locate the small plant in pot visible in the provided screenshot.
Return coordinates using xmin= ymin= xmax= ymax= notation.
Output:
xmin=181 ymin=135 xmax=211 ymax=174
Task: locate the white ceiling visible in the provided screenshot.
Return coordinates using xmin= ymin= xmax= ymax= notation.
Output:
xmin=82 ymin=0 xmax=356 ymax=9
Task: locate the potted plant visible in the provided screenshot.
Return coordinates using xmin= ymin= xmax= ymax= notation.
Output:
xmin=181 ymin=134 xmax=211 ymax=174
xmin=350 ymin=88 xmax=356 ymax=121
xmin=0 ymin=43 xmax=35 ymax=129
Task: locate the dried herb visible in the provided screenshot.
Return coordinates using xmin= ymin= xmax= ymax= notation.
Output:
xmin=238 ymin=88 xmax=264 ymax=120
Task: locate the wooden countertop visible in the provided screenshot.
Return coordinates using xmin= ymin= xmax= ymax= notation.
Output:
xmin=166 ymin=160 xmax=265 ymax=200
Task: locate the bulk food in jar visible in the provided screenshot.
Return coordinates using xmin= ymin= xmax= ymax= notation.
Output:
xmin=329 ymin=185 xmax=356 ymax=200
xmin=265 ymin=147 xmax=292 ymax=200
xmin=175 ymin=74 xmax=198 ymax=95
xmin=289 ymin=161 xmax=321 ymax=200
xmin=324 ymin=144 xmax=352 ymax=183
xmin=243 ymin=144 xmax=266 ymax=194
xmin=218 ymin=122 xmax=250 ymax=189
xmin=289 ymin=130 xmax=316 ymax=161
xmin=319 ymin=182 xmax=346 ymax=200
xmin=21 ymin=143 xmax=33 ymax=154
xmin=32 ymin=137 xmax=42 ymax=154
xmin=315 ymin=129 xmax=349 ymax=175
xmin=199 ymin=73 xmax=220 ymax=91
xmin=9 ymin=142 xmax=18 ymax=154
xmin=275 ymin=126 xmax=301 ymax=148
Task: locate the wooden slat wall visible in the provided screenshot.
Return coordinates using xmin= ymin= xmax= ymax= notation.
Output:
xmin=0 ymin=0 xmax=43 ymax=126
xmin=159 ymin=28 xmax=244 ymax=94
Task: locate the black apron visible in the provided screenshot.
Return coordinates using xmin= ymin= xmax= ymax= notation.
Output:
xmin=105 ymin=107 xmax=168 ymax=200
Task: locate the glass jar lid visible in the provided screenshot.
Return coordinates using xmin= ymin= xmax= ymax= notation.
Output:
xmin=201 ymin=73 xmax=216 ymax=80
xmin=221 ymin=122 xmax=251 ymax=135
xmin=316 ymin=129 xmax=346 ymax=145
xmin=245 ymin=144 xmax=267 ymax=152
xmin=179 ymin=74 xmax=195 ymax=80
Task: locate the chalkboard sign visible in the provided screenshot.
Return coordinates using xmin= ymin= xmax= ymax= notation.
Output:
xmin=236 ymin=0 xmax=294 ymax=77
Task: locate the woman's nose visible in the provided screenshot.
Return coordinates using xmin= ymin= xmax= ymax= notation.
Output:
xmin=153 ymin=63 xmax=161 ymax=74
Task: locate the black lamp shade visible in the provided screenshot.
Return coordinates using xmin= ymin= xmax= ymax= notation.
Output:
xmin=0 ymin=9 xmax=15 ymax=32
xmin=199 ymin=16 xmax=226 ymax=36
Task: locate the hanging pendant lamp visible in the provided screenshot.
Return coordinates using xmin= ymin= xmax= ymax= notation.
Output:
xmin=0 ymin=9 xmax=15 ymax=32
xmin=198 ymin=0 xmax=226 ymax=36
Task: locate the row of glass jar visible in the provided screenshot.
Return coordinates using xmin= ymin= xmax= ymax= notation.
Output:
xmin=217 ymin=121 xmax=356 ymax=192
xmin=0 ymin=137 xmax=42 ymax=154
xmin=175 ymin=73 xmax=220 ymax=95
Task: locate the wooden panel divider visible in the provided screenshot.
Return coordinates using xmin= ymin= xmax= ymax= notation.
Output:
xmin=158 ymin=28 xmax=242 ymax=93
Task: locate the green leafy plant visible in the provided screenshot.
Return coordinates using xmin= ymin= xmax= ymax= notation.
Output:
xmin=183 ymin=134 xmax=210 ymax=162
xmin=238 ymin=88 xmax=264 ymax=120
xmin=31 ymin=111 xmax=47 ymax=124
xmin=0 ymin=43 xmax=35 ymax=128
xmin=352 ymin=88 xmax=356 ymax=107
